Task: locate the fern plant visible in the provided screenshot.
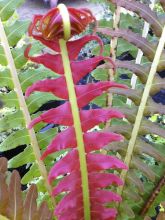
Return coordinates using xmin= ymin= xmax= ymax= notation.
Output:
xmin=24 ymin=4 xmax=131 ymax=219
xmin=97 ymin=0 xmax=165 ymax=219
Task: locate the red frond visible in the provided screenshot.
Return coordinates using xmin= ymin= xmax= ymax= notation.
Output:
xmin=29 ymin=35 xmax=103 ymax=59
xmin=25 ymin=51 xmax=114 ymax=83
xmin=26 ymin=5 xmax=128 ymax=219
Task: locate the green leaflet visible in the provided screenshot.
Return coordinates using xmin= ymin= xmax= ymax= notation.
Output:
xmin=8 ymin=146 xmax=35 ymax=168
xmin=11 ymin=46 xmax=27 ymax=69
xmin=0 ymin=0 xmax=24 ymax=21
xmin=0 ymin=110 xmax=25 ymax=132
xmin=0 ymin=129 xmax=30 ymax=151
xmin=19 ymin=66 xmax=58 ymax=93
xmin=21 ymin=163 xmax=41 ymax=185
xmin=119 ymin=14 xmax=142 ymax=31
xmin=117 ymin=39 xmax=137 ymax=57
xmin=0 ymin=45 xmax=7 ymax=65
xmin=0 ymin=91 xmax=19 ymax=108
xmin=0 ymin=68 xmax=14 ymax=89
xmin=92 ymin=68 xmax=109 ymax=81
xmin=92 ymin=44 xmax=111 ymax=57
xmin=92 ymin=39 xmax=137 ymax=58
xmin=9 ymin=127 xmax=58 ymax=172
xmin=99 ymin=13 xmax=141 ymax=30
xmin=37 ymin=128 xmax=58 ymax=149
xmin=26 ymin=92 xmax=61 ymax=114
xmin=4 ymin=20 xmax=29 ymax=47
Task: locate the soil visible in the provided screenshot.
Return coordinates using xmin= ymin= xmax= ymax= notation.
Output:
xmin=18 ymin=0 xmax=104 ymax=20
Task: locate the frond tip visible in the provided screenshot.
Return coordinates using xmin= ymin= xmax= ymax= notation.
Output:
xmin=28 ymin=6 xmax=96 ymax=41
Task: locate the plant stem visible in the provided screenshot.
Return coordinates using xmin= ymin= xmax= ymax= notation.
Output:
xmin=141 ymin=173 xmax=165 ymax=215
xmin=110 ymin=6 xmax=121 ymax=60
xmin=117 ymin=24 xmax=165 ymax=196
xmin=105 ymin=6 xmax=121 ymax=129
xmin=58 ymin=4 xmax=91 ymax=219
xmin=59 ymin=39 xmax=91 ymax=220
xmin=0 ymin=18 xmax=55 ymax=207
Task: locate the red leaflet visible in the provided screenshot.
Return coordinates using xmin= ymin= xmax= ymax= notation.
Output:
xmin=76 ymin=81 xmax=127 ymax=107
xmin=29 ymin=104 xmax=124 ymax=129
xmin=26 ymin=80 xmax=127 ymax=107
xmin=53 ymin=171 xmax=123 ymax=197
xmin=52 ymin=171 xmax=81 ymax=196
xmin=87 ymin=153 xmax=128 ymax=171
xmin=81 ymin=108 xmax=124 ymax=131
xmin=40 ymin=128 xmax=76 ymax=160
xmin=25 ymin=77 xmax=67 ymax=99
xmin=56 ymin=203 xmax=117 ymax=220
xmin=66 ymin=35 xmax=103 ymax=59
xmin=55 ymin=189 xmax=82 ymax=216
xmin=28 ymin=102 xmax=72 ymax=128
xmin=50 ymin=148 xmax=125 ymax=220
xmin=48 ymin=149 xmax=127 ymax=182
xmin=89 ymin=172 xmax=123 ymax=187
xmin=41 ymin=129 xmax=123 ymax=159
xmin=26 ymin=5 xmax=127 ymax=220
xmin=48 ymin=149 xmax=79 ymax=183
xmin=25 ymin=48 xmax=115 ymax=82
xmin=55 ymin=188 xmax=121 ymax=216
xmin=91 ymin=204 xmax=117 ymax=220
xmin=29 ymin=35 xmax=103 ymax=59
xmin=25 ymin=48 xmax=64 ymax=74
xmin=90 ymin=189 xmax=122 ymax=203
xmin=84 ymin=131 xmax=123 ymax=153
xmin=57 ymin=208 xmax=83 ymax=220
